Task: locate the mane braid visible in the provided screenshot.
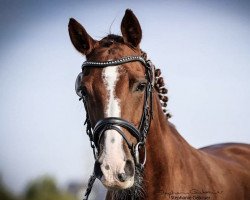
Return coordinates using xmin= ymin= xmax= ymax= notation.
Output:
xmin=140 ymin=50 xmax=171 ymax=119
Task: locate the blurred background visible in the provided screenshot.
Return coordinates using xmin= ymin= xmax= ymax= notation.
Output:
xmin=0 ymin=0 xmax=250 ymax=199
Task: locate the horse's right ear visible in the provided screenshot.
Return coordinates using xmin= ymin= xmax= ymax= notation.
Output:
xmin=68 ymin=18 xmax=96 ymax=55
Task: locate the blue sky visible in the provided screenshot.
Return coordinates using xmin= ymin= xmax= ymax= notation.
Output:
xmin=0 ymin=0 xmax=250 ymax=194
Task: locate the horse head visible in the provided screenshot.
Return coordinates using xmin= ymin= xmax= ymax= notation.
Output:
xmin=69 ymin=9 xmax=148 ymax=191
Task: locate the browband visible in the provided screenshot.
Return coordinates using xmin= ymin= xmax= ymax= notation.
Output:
xmin=82 ymin=56 xmax=148 ymax=69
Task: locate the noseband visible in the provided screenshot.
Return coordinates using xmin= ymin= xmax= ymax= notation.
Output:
xmin=76 ymin=56 xmax=154 ymax=200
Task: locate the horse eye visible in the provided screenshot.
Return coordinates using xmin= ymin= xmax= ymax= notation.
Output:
xmin=135 ymin=82 xmax=147 ymax=92
xmin=81 ymin=86 xmax=88 ymax=97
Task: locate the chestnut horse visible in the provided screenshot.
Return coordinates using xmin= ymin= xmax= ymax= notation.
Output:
xmin=68 ymin=9 xmax=250 ymax=200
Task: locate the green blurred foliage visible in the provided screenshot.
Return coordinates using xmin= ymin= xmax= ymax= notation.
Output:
xmin=24 ymin=176 xmax=76 ymax=200
xmin=0 ymin=176 xmax=77 ymax=200
xmin=0 ymin=178 xmax=17 ymax=200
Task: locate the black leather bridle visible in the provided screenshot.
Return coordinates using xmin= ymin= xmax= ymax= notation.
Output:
xmin=75 ymin=56 xmax=155 ymax=200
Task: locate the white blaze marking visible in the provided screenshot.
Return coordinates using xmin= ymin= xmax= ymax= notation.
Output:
xmin=103 ymin=66 xmax=121 ymax=118
xmin=102 ymin=66 xmax=125 ymax=176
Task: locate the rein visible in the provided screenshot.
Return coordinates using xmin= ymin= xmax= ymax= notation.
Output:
xmin=75 ymin=56 xmax=155 ymax=200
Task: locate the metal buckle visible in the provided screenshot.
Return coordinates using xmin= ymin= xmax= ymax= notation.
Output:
xmin=134 ymin=141 xmax=147 ymax=169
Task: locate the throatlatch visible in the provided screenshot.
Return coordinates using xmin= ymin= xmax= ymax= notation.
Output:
xmin=75 ymin=56 xmax=155 ymax=200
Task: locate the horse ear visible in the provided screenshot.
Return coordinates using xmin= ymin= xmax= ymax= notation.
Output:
xmin=68 ymin=18 xmax=96 ymax=55
xmin=121 ymin=9 xmax=142 ymax=47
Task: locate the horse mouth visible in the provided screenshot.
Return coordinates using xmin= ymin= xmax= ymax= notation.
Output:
xmin=101 ymin=176 xmax=134 ymax=190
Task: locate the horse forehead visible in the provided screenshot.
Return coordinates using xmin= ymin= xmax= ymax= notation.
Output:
xmin=101 ymin=66 xmax=123 ymax=89
xmin=97 ymin=65 xmax=144 ymax=94
xmin=102 ymin=66 xmax=120 ymax=77
xmin=85 ymin=61 xmax=145 ymax=93
xmin=101 ymin=64 xmax=140 ymax=84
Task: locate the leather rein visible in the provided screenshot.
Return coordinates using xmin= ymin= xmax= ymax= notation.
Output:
xmin=75 ymin=56 xmax=155 ymax=200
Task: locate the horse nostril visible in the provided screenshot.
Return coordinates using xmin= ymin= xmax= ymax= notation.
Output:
xmin=94 ymin=161 xmax=103 ymax=179
xmin=117 ymin=173 xmax=127 ymax=182
xmin=124 ymin=160 xmax=134 ymax=177
xmin=117 ymin=160 xmax=134 ymax=182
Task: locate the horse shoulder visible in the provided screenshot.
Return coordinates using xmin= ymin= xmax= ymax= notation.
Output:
xmin=198 ymin=143 xmax=250 ymax=199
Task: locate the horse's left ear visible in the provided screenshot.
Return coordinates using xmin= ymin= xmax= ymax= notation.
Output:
xmin=121 ymin=9 xmax=142 ymax=48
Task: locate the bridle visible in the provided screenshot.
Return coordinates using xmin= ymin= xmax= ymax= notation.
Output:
xmin=75 ymin=56 xmax=155 ymax=200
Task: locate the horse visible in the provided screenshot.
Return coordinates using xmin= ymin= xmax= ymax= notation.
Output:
xmin=68 ymin=9 xmax=250 ymax=200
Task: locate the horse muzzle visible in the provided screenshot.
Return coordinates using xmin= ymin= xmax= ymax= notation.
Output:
xmin=94 ymin=150 xmax=135 ymax=189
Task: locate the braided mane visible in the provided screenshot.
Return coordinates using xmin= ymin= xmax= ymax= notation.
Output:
xmin=141 ymin=50 xmax=171 ymax=119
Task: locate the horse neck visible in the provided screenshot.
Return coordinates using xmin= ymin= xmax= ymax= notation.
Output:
xmin=143 ymin=94 xmax=197 ymax=194
xmin=146 ymin=93 xmax=194 ymax=161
